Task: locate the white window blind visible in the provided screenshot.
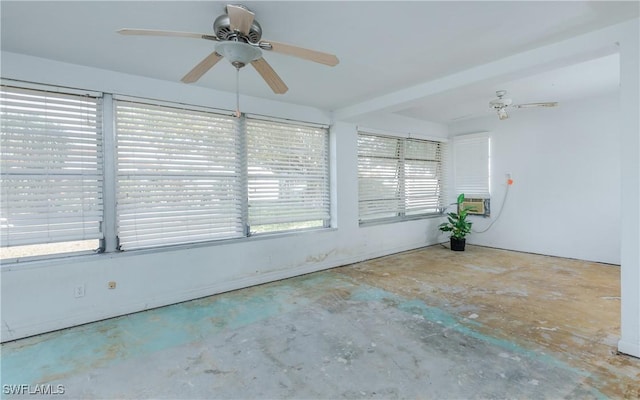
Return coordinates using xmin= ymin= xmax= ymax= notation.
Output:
xmin=358 ymin=132 xmax=446 ymax=223
xmin=0 ymin=85 xmax=104 ymax=247
xmin=114 ymin=100 xmax=243 ymax=250
xmin=453 ymin=133 xmax=490 ymax=198
xmin=358 ymin=134 xmax=402 ymax=221
xmin=405 ymin=138 xmax=447 ymax=215
xmin=246 ymin=117 xmax=330 ymax=233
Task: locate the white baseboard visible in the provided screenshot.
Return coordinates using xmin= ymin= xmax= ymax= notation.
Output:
xmin=618 ymin=339 xmax=640 ymax=358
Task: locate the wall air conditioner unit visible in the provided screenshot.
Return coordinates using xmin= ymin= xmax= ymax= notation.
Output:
xmin=459 ymin=198 xmax=490 ymax=217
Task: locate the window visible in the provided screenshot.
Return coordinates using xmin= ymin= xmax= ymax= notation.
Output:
xmin=453 ymin=133 xmax=490 ymax=198
xmin=358 ymin=132 xmax=446 ymax=223
xmin=114 ymin=100 xmax=244 ymax=250
xmin=1 ymin=83 xmax=332 ymax=259
xmin=246 ymin=117 xmax=330 ymax=234
xmin=1 ymin=85 xmax=103 ymax=259
xmin=113 ymin=101 xmax=331 ymax=250
xmin=404 ymin=138 xmax=447 ymax=216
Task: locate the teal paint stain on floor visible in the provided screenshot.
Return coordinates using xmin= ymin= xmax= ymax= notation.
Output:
xmin=0 ymin=272 xmax=355 ymax=385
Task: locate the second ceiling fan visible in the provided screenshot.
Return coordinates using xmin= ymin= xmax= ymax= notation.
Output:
xmin=489 ymin=90 xmax=558 ymax=120
xmin=118 ymin=4 xmax=339 ymax=95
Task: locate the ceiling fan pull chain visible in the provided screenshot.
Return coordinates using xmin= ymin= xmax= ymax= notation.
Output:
xmin=235 ymin=67 xmax=241 ymax=118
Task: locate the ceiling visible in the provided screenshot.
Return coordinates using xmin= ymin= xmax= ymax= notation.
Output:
xmin=1 ymin=1 xmax=638 ymax=124
xmin=396 ymin=53 xmax=621 ymax=123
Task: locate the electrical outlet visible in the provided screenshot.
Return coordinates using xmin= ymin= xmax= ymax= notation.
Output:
xmin=108 ymin=281 xmax=116 ymax=289
xmin=74 ymin=284 xmax=85 ymax=298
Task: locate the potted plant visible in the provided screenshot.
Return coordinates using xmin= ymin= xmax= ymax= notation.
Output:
xmin=439 ymin=194 xmax=476 ymax=251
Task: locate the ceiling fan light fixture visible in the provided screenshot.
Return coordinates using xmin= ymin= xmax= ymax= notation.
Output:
xmin=216 ymin=41 xmax=261 ymax=68
xmin=497 ymin=107 xmax=509 ymax=120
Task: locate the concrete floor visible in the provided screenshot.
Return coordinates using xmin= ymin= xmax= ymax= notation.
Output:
xmin=2 ymin=245 xmax=639 ymax=399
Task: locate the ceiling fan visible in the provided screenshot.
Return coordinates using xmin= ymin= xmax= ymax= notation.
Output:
xmin=489 ymin=90 xmax=558 ymax=120
xmin=118 ymin=4 xmax=339 ymax=99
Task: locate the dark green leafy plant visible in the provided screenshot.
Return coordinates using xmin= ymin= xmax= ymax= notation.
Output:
xmin=438 ymin=194 xmax=476 ymax=239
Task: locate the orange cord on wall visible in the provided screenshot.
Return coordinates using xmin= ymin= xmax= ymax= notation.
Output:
xmin=471 ymin=175 xmax=512 ymax=234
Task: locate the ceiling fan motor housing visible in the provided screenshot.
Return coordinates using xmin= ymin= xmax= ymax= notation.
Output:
xmin=489 ymin=97 xmax=512 ymax=109
xmin=489 ymin=90 xmax=513 ymax=109
xmin=214 ymin=14 xmax=262 ymax=43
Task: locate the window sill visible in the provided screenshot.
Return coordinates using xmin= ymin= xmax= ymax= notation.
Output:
xmin=359 ymin=213 xmax=443 ymax=228
xmin=0 ymin=227 xmax=338 ymax=271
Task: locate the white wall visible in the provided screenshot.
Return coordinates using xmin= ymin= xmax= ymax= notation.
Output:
xmin=0 ymin=52 xmax=448 ymax=341
xmin=618 ymin=18 xmax=640 ymax=359
xmin=449 ymin=93 xmax=621 ymax=265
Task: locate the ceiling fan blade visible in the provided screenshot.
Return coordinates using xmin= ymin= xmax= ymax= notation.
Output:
xmin=181 ymin=52 xmax=223 ymax=83
xmin=227 ymin=4 xmax=255 ymax=35
xmin=261 ymin=39 xmax=339 ymax=66
xmin=118 ymin=28 xmax=218 ymax=41
xmin=513 ymin=102 xmax=558 ymax=109
xmin=251 ymin=58 xmax=288 ymax=94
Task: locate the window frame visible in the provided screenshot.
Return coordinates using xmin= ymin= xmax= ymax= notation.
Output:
xmin=0 ymin=82 xmax=105 ymax=261
xmin=113 ymin=98 xmax=246 ymax=251
xmin=357 ymin=131 xmax=447 ymax=225
xmin=452 ymin=132 xmax=491 ymax=199
xmin=245 ymin=115 xmax=331 ymax=236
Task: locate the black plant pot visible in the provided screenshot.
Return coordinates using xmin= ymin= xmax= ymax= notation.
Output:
xmin=450 ymin=237 xmax=466 ymax=251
